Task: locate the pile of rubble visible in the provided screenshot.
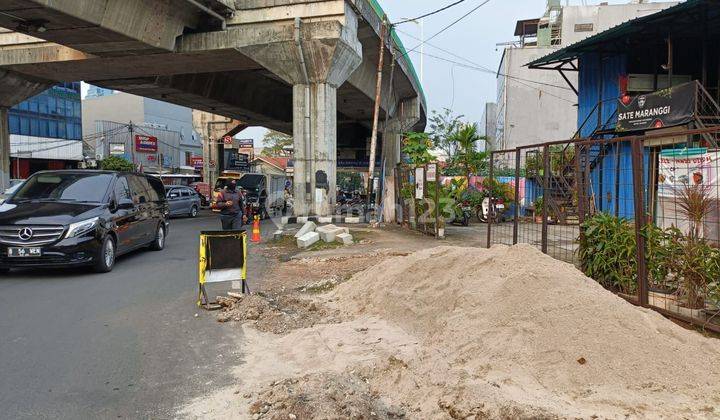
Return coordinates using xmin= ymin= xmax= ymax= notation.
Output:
xmin=215 ymin=292 xmax=341 ymax=334
xmin=292 ymin=221 xmax=354 ymax=249
xmin=248 ymin=371 xmax=406 ymax=420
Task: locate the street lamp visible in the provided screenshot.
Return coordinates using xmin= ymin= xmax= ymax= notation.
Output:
xmin=402 ymin=17 xmax=424 ymax=85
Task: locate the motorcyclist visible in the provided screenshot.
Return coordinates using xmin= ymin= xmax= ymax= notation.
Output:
xmin=213 ymin=180 xmax=246 ymax=230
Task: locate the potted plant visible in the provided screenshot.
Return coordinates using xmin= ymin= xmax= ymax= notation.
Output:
xmin=533 ymin=196 xmax=544 ymax=223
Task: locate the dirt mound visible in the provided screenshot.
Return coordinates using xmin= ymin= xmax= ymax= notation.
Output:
xmin=217 ymin=294 xmax=340 ymax=334
xmin=332 ymin=245 xmax=720 ymax=418
xmin=249 ymin=371 xmax=406 ymax=420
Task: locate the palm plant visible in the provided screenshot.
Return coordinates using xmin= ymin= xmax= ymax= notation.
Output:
xmin=676 ymin=183 xmax=713 ymax=240
xmin=449 ymin=123 xmax=488 ymax=183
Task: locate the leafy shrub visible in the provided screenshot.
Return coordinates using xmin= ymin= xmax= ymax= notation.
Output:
xmin=579 ymin=213 xmax=638 ymax=294
xmin=100 ymin=156 xmax=135 ymax=172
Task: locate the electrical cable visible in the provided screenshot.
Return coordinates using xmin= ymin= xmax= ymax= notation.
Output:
xmin=393 ymin=43 xmax=576 ymax=103
xmin=399 ymin=0 xmax=492 ymax=59
xmin=392 ymin=0 xmax=467 ymax=25
xmin=395 ymin=27 xmax=573 ymax=91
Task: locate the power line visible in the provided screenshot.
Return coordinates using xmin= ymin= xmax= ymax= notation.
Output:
xmin=395 ymin=27 xmax=573 ymax=91
xmin=392 ymin=0 xmax=467 ymax=25
xmin=400 ymin=0 xmax=492 ymax=59
xmin=399 ymin=47 xmax=576 ymax=103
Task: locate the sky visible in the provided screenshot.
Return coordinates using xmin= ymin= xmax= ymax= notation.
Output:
xmin=81 ymin=0 xmax=638 ymax=146
xmin=381 ymin=0 xmax=639 ymax=127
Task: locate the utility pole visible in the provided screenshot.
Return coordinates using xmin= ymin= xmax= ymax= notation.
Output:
xmin=128 ymin=121 xmax=135 ymax=169
xmin=367 ymin=19 xmax=387 ymax=209
xmin=0 ymin=107 xmax=10 ymax=190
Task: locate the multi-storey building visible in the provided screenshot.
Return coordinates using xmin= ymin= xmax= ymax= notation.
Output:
xmin=8 ymin=82 xmax=83 ymax=179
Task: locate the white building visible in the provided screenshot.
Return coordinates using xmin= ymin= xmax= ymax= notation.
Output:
xmin=496 ymin=0 xmax=678 ymax=150
xmin=82 ymin=91 xmax=202 ymax=171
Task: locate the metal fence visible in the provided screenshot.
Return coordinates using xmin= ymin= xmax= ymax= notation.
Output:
xmin=396 ymin=163 xmax=441 ymax=238
xmin=488 ymin=126 xmax=720 ymax=333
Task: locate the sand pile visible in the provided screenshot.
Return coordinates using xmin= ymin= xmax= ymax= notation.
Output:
xmin=332 ymin=244 xmax=720 ymax=418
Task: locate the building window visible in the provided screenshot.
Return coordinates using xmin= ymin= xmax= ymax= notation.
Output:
xmin=30 ymin=118 xmax=39 ymax=136
xmin=20 ymin=117 xmax=29 ymax=135
xmin=48 ymin=120 xmax=57 ymax=137
xmin=58 ymin=121 xmax=66 ymax=138
xmin=38 ymin=95 xmax=48 ymax=114
xmin=8 ymin=115 xmax=19 ymax=133
xmin=39 ymin=119 xmax=48 ymax=137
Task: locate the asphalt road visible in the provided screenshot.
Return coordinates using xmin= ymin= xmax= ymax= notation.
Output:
xmin=0 ymin=211 xmax=271 ymax=419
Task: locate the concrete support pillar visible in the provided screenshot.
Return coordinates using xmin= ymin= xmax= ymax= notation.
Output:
xmin=381 ymin=119 xmax=402 ymax=223
xmin=0 ymin=107 xmax=10 ymax=190
xmin=293 ymin=83 xmax=338 ymax=216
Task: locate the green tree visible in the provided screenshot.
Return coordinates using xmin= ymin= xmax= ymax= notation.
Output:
xmin=261 ymin=130 xmax=293 ymax=157
xmin=428 ymin=108 xmax=464 ymax=159
xmin=402 ymin=131 xmax=434 ymax=166
xmin=448 ymin=123 xmax=488 ymax=182
xmin=100 ymin=155 xmax=134 ymax=172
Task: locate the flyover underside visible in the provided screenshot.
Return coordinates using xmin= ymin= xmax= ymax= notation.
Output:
xmin=0 ymin=0 xmax=426 ymax=216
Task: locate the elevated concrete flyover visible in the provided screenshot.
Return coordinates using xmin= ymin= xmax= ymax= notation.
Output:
xmin=0 ymin=0 xmax=426 ymax=215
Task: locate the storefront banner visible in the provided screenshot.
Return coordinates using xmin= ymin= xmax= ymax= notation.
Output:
xmin=657 ymin=148 xmax=719 ymax=242
xmin=135 ymin=135 xmax=158 ymax=152
xmin=617 ymin=82 xmax=695 ymax=132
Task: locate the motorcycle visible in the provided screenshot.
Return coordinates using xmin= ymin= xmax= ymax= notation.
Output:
xmin=450 ymin=200 xmax=473 ymax=226
xmin=477 ymin=196 xmax=506 ymax=223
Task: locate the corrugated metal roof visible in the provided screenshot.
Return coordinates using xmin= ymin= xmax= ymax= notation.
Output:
xmin=528 ymin=0 xmax=702 ymax=68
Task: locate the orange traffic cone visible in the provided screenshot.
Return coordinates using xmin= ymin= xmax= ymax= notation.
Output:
xmin=251 ymin=215 xmax=261 ymax=243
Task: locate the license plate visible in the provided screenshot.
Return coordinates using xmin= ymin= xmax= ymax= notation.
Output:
xmin=7 ymin=247 xmax=42 ymax=257
xmin=496 ymin=204 xmax=505 ymax=209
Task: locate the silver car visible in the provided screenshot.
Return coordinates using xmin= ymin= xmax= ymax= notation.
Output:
xmin=165 ymin=186 xmax=201 ymax=218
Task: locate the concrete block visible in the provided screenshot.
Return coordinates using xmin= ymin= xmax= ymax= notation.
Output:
xmin=345 ymin=217 xmax=360 ymax=224
xmin=316 ymin=224 xmax=344 ymax=243
xmin=297 ymin=216 xmax=309 ymax=224
xmin=297 ymin=231 xmax=320 ymax=248
xmin=273 ymin=230 xmax=284 ymax=240
xmin=336 ymin=233 xmax=353 ymax=245
xmin=280 ymin=216 xmax=290 ymax=225
xmin=318 ymin=216 xmax=333 ymax=224
xmin=294 ymin=221 xmax=317 ymax=238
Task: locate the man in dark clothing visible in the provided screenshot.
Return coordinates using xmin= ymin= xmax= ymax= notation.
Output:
xmin=214 ymin=180 xmax=245 ymax=230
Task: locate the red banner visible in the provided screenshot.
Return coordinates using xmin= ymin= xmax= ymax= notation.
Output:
xmin=191 ymin=156 xmax=204 ymax=168
xmin=135 ymin=135 xmax=158 ymax=152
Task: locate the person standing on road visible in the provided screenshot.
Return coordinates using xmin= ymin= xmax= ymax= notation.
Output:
xmin=213 ymin=180 xmax=246 ymax=230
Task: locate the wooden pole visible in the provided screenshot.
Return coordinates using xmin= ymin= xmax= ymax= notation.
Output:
xmin=367 ymin=19 xmax=387 ymax=209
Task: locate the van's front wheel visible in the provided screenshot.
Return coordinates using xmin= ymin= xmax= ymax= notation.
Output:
xmin=150 ymin=224 xmax=166 ymax=251
xmin=93 ymin=236 xmax=116 ymax=273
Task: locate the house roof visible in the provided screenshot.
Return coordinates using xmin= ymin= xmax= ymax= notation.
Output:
xmin=253 ymin=155 xmax=289 ymax=171
xmin=528 ymin=0 xmax=714 ymax=69
xmin=514 ymin=18 xmax=539 ymax=36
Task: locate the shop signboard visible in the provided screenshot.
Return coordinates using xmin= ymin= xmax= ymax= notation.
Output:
xmin=415 ymin=167 xmax=424 ymax=199
xmin=109 ymin=143 xmax=125 ymax=156
xmin=135 ymin=134 xmax=158 ymax=152
xmin=657 ymin=148 xmax=719 ymax=241
xmin=616 ymin=82 xmax=695 ymax=132
xmin=191 ymin=156 xmax=204 ymax=169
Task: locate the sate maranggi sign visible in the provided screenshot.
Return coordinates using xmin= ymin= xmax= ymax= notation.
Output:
xmin=616 ymin=82 xmax=695 ymax=132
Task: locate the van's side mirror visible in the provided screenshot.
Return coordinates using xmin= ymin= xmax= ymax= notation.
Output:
xmin=118 ymin=198 xmax=134 ymax=210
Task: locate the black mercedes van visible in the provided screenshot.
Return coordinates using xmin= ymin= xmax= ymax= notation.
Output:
xmin=0 ymin=170 xmax=169 ymax=273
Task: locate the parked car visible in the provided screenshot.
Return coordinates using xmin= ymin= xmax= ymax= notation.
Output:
xmin=0 ymin=170 xmax=168 ymax=273
xmin=0 ymin=180 xmax=24 ymax=204
xmin=165 ymin=185 xmax=201 ymax=218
